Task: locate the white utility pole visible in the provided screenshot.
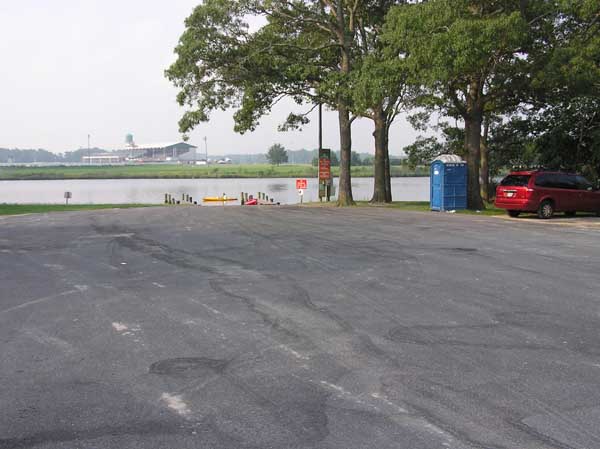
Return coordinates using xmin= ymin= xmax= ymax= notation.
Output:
xmin=203 ymin=136 xmax=208 ymax=163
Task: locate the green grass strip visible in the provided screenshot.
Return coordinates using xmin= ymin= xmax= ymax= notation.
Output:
xmin=0 ymin=164 xmax=428 ymax=180
xmin=0 ymin=204 xmax=156 ymax=216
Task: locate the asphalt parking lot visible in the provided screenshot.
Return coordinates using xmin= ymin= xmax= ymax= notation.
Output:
xmin=1 ymin=206 xmax=600 ymax=449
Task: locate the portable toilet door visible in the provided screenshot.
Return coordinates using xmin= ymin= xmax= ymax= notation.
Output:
xmin=430 ymin=161 xmax=444 ymax=211
xmin=430 ymin=155 xmax=467 ymax=211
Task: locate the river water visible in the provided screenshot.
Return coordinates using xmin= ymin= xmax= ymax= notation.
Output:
xmin=0 ymin=177 xmax=430 ymax=205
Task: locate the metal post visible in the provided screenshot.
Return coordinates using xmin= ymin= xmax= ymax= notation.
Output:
xmin=88 ymin=134 xmax=91 ymax=165
xmin=318 ymin=103 xmax=322 ymax=151
xmin=204 ymin=136 xmax=208 ymax=163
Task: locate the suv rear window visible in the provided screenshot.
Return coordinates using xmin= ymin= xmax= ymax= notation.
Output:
xmin=500 ymin=175 xmax=530 ymax=187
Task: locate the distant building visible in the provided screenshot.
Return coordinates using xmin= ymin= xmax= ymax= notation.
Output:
xmin=82 ymin=141 xmax=198 ymax=164
xmin=118 ymin=141 xmax=197 ymax=162
xmin=82 ymin=154 xmax=125 ymax=164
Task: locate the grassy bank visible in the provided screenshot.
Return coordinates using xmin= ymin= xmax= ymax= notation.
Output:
xmin=0 ymin=164 xmax=428 ymax=180
xmin=0 ymin=204 xmax=155 ymax=216
xmin=306 ymin=201 xmax=505 ymax=216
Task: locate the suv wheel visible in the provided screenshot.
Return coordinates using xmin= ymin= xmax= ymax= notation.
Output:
xmin=538 ymin=200 xmax=554 ymax=219
xmin=565 ymin=211 xmax=576 ymax=217
xmin=507 ymin=210 xmax=521 ymax=218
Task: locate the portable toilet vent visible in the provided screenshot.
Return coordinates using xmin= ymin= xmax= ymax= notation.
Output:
xmin=430 ymin=155 xmax=467 ymax=211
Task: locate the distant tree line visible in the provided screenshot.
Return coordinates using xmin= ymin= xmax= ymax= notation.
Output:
xmin=265 ymin=144 xmax=408 ymax=167
xmin=265 ymin=144 xmax=404 ymax=167
xmin=265 ymin=145 xmax=400 ymax=167
xmin=0 ymin=148 xmax=106 ymax=164
xmin=167 ymin=0 xmax=599 ymax=208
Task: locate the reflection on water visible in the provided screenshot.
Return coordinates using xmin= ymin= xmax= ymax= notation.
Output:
xmin=0 ymin=177 xmax=429 ymax=205
xmin=266 ymin=183 xmax=288 ymax=192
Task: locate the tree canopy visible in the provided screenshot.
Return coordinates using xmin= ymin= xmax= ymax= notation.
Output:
xmin=266 ymin=143 xmax=289 ymax=165
xmin=384 ymin=0 xmax=546 ymax=208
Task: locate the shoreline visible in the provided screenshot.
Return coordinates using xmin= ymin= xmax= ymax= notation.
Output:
xmin=0 ymin=164 xmax=428 ymax=181
xmin=0 ymin=174 xmax=430 ymax=181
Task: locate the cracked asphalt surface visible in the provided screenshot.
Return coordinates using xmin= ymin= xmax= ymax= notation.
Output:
xmin=1 ymin=206 xmax=600 ymax=449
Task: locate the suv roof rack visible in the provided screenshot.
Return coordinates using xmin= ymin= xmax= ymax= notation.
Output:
xmin=510 ymin=165 xmax=546 ymax=172
xmin=510 ymin=166 xmax=578 ymax=173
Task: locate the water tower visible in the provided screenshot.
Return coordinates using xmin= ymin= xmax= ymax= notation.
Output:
xmin=125 ymin=134 xmax=136 ymax=159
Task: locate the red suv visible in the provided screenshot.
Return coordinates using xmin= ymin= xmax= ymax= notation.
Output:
xmin=495 ymin=170 xmax=600 ymax=218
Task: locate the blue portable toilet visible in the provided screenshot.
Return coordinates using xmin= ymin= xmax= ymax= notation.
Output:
xmin=430 ymin=155 xmax=467 ymax=211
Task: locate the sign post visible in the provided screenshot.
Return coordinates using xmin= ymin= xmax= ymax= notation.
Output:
xmin=318 ymin=149 xmax=332 ymax=202
xmin=296 ymin=179 xmax=307 ymax=204
xmin=64 ymin=191 xmax=72 ymax=205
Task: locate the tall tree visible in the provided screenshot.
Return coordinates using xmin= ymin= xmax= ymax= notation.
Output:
xmin=266 ymin=143 xmax=289 ymax=165
xmin=384 ymin=0 xmax=543 ymax=209
xmin=260 ymin=0 xmax=414 ymax=204
xmin=342 ymin=0 xmax=411 ymax=203
xmin=351 ymin=48 xmax=411 ymax=203
xmin=167 ymin=0 xmax=375 ymax=206
xmin=244 ymin=0 xmax=366 ymax=206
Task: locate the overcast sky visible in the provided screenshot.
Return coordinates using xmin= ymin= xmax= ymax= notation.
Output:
xmin=0 ymin=0 xmax=420 ymax=155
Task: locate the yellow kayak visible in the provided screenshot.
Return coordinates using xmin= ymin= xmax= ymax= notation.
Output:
xmin=203 ymin=197 xmax=238 ymax=202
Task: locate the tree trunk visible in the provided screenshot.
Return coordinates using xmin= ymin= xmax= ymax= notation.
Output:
xmin=465 ymin=116 xmax=485 ymax=210
xmin=385 ymin=144 xmax=392 ymax=203
xmin=336 ymin=25 xmax=354 ymax=207
xmin=480 ymin=115 xmax=490 ymax=202
xmin=465 ymin=80 xmax=485 ymax=210
xmin=371 ymin=109 xmax=387 ymax=203
xmin=337 ymin=104 xmax=355 ymax=206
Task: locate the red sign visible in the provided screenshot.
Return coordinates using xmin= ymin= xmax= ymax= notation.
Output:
xmin=296 ymin=179 xmax=308 ymax=190
xmin=318 ymin=158 xmax=331 ymax=180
